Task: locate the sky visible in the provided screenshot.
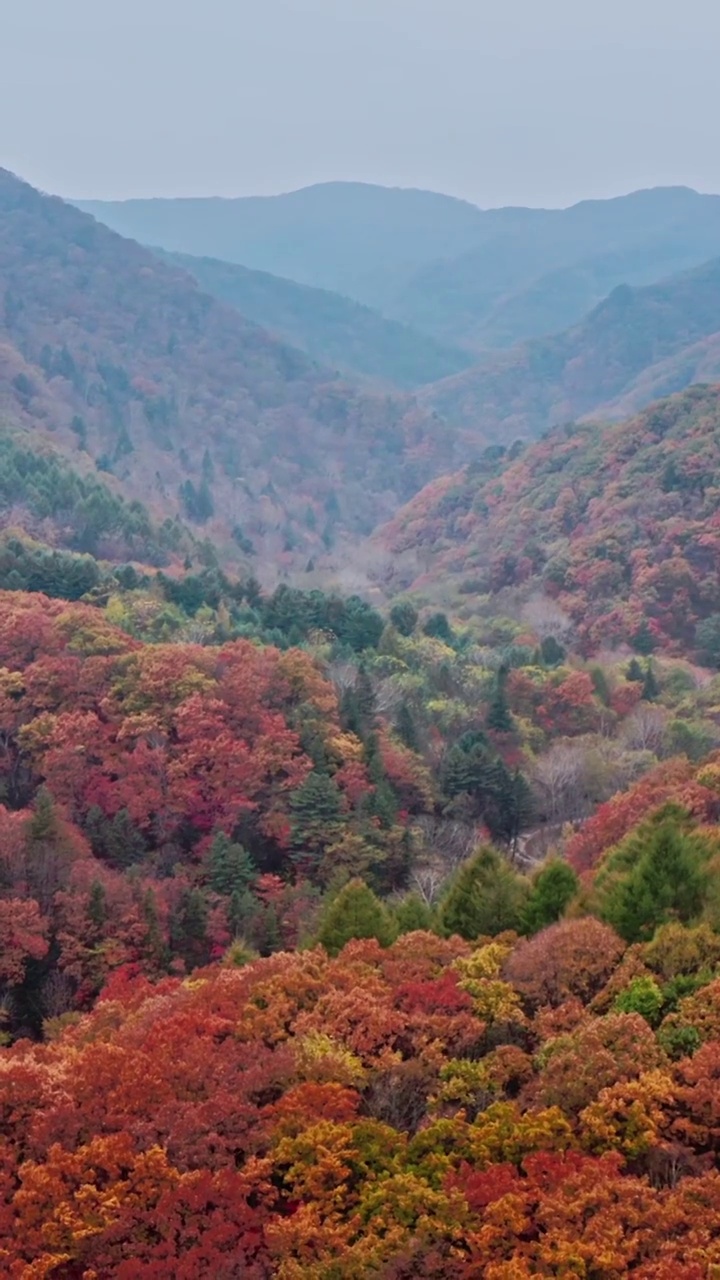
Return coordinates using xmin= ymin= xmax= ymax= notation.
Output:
xmin=4 ymin=0 xmax=720 ymax=208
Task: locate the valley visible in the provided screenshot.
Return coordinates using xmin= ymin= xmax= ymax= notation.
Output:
xmin=3 ymin=163 xmax=720 ymax=1277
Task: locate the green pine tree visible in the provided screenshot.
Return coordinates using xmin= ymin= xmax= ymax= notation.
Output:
xmin=440 ymin=730 xmax=489 ymax=801
xmin=84 ymin=806 xmax=146 ymax=869
xmin=604 ymin=820 xmax=708 ymax=943
xmin=290 ymin=771 xmax=344 ymax=862
xmin=395 ymin=701 xmax=419 ymax=752
xmin=483 ymin=764 xmax=535 ymax=850
xmin=207 ymin=832 xmax=255 ymax=897
xmin=441 ymin=846 xmax=529 ymax=941
xmin=340 ymin=685 xmax=362 ymax=736
xmin=23 ymin=789 xmax=75 ymax=911
xmin=355 ymin=664 xmax=377 ymax=727
xmin=632 ymin=620 xmax=656 ymax=655
xmin=140 ymin=888 xmax=170 ymax=974
xmin=317 ymin=878 xmax=396 ymax=955
xmin=363 ymin=733 xmax=398 ymax=829
xmin=521 ymin=859 xmax=578 ymax=935
xmin=540 ymin=635 xmax=565 ymax=667
xmin=642 ymin=661 xmax=660 ymax=702
xmin=228 ymin=888 xmax=255 ymax=939
xmin=394 ymin=893 xmax=435 ymax=935
xmin=172 ymin=888 xmax=210 ymax=971
xmin=423 ymin=612 xmax=454 ymax=644
xmin=390 ymin=601 xmax=419 ymax=637
xmin=486 ymin=667 xmax=513 ymax=733
xmin=87 ymin=880 xmax=107 ymax=929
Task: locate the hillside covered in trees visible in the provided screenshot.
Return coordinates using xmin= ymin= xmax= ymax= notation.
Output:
xmin=4 ymin=561 xmax=720 ymax=1033
xmin=420 ymin=257 xmax=720 ymax=438
xmin=7 ymin=164 xmax=720 ymax=1278
xmin=161 ymin=249 xmax=473 ymax=389
xmin=380 ymin=384 xmax=720 ymax=659
xmin=6 ymin=736 xmax=720 ymax=1273
xmin=4 ymin=546 xmax=720 ymax=1273
xmin=0 ymin=168 xmax=466 ymax=572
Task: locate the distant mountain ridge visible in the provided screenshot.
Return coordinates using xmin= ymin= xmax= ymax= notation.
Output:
xmin=78 ymin=182 xmax=720 ymax=350
xmin=0 ymin=169 xmax=466 ymax=571
xmin=76 ymin=182 xmax=488 ymax=309
xmin=388 ymin=185 xmax=720 ymax=347
xmin=158 ymin=249 xmax=473 ymax=389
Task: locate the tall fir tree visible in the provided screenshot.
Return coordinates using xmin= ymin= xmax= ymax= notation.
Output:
xmin=642 ymin=661 xmax=660 ymax=701
xmin=172 ymin=888 xmax=210 ymax=972
xmin=395 ymin=701 xmax=419 ymax=752
xmin=522 ymin=860 xmax=578 ymax=935
xmin=207 ymin=832 xmax=255 ymax=897
xmin=289 ymin=772 xmax=344 ymax=868
xmin=318 ymin=878 xmax=396 ymax=955
xmin=486 ymin=666 xmax=513 ymax=733
xmin=441 ymin=847 xmax=529 ymax=941
xmin=605 ymin=820 xmax=708 ymax=943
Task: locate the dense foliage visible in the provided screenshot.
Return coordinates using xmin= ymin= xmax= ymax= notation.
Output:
xmin=2 ymin=562 xmax=720 ymax=1273
xmin=6 ymin=169 xmax=720 ymax=1275
xmin=0 ymin=429 xmax=186 ymax=564
xmin=384 ymin=385 xmax=720 ymax=658
xmin=1 ymin=571 xmax=719 ymax=1033
xmin=6 ymin=912 xmax=720 ymax=1275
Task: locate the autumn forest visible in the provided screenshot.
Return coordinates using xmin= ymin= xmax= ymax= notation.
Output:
xmin=4 ymin=164 xmax=720 ymax=1276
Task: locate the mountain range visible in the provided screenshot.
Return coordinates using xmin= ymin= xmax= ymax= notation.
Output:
xmin=78 ymin=182 xmax=720 ymax=349
xmin=77 ymin=182 xmax=487 ymax=310
xmin=2 ymin=167 xmax=720 ymax=608
xmin=0 ymin=168 xmax=465 ymax=570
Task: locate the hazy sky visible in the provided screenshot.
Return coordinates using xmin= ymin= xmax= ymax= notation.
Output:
xmin=4 ymin=0 xmax=720 ymax=207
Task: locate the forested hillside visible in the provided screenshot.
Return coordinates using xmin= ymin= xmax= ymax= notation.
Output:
xmin=420 ymin=258 xmax=720 ymax=438
xmin=381 ymin=384 xmax=720 ymax=658
xmin=4 ymin=555 xmax=719 ymax=1037
xmin=8 ymin=162 xmax=720 ymax=1279
xmin=5 ymin=568 xmax=720 ymax=1273
xmin=0 ymin=169 xmax=462 ymax=571
xmin=161 ymin=249 xmax=473 ymax=389
xmin=5 ymin=391 xmax=720 ymax=1271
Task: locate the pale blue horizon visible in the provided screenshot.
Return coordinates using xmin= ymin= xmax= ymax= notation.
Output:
xmin=4 ymin=0 xmax=720 ymax=208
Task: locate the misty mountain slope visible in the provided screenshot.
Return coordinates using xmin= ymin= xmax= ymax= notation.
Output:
xmin=80 ymin=184 xmax=720 ymax=353
xmin=600 ymin=333 xmax=720 ymax=419
xmin=158 ymin=249 xmax=473 ymax=389
xmin=418 ymin=256 xmax=720 ymax=439
xmin=470 ymin=234 xmax=720 ymax=350
xmin=76 ymin=182 xmax=490 ymax=308
xmin=0 ymin=168 xmax=465 ymax=569
xmin=388 ymin=187 xmax=720 ymax=346
xmin=377 ymin=383 xmax=720 ymax=655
